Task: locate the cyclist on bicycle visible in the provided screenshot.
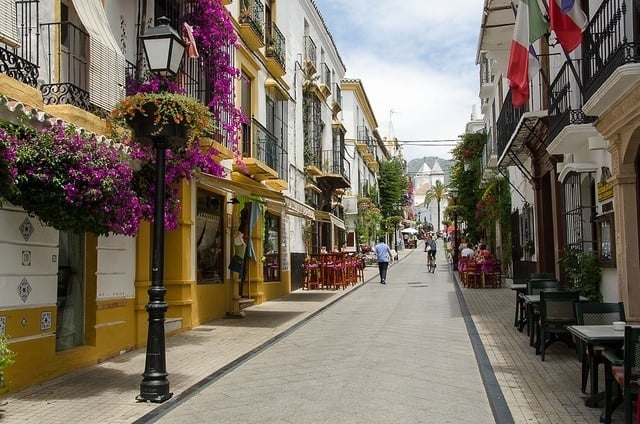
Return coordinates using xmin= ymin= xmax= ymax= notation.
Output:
xmin=425 ymin=235 xmax=437 ymax=272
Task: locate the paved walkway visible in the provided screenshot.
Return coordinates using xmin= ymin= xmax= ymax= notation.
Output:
xmin=0 ymin=240 xmax=624 ymax=423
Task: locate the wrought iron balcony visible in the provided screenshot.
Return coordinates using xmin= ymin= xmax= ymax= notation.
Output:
xmin=40 ymin=21 xmax=90 ymax=110
xmin=319 ymin=62 xmax=331 ymax=88
xmin=265 ymin=21 xmax=285 ymax=74
xmin=239 ymin=0 xmax=265 ymax=41
xmin=0 ymin=0 xmax=39 ymax=88
xmin=548 ymin=59 xmax=595 ymax=143
xmin=496 ymin=90 xmax=525 ymax=160
xmin=243 ymin=118 xmax=288 ymax=181
xmin=332 ymin=82 xmax=341 ymax=112
xmin=319 ymin=149 xmax=350 ymax=181
xmin=583 ymin=0 xmax=640 ymax=102
xmin=303 ymin=35 xmax=317 ymax=73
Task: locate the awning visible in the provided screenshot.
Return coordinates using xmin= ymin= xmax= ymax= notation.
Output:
xmin=497 ymin=110 xmax=547 ymax=181
xmin=284 ymin=195 xmax=316 ymax=220
xmin=314 ymin=210 xmax=345 ymax=230
xmin=198 ymin=173 xmax=284 ymax=201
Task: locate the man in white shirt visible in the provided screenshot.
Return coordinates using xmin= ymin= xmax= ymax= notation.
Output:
xmin=461 ymin=242 xmax=475 ymax=258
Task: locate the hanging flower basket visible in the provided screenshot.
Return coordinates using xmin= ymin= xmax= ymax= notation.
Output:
xmin=127 ymin=101 xmax=188 ymax=146
xmin=109 ymin=92 xmax=216 ymax=148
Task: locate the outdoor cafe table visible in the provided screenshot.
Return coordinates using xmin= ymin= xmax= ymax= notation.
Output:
xmin=520 ymin=294 xmax=589 ymax=350
xmin=567 ymin=324 xmax=625 ymax=408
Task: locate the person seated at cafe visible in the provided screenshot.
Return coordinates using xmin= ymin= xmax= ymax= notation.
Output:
xmin=477 ymin=244 xmax=492 ymax=262
xmin=320 ymin=246 xmax=328 ymax=254
xmin=461 ymin=242 xmax=475 ymax=259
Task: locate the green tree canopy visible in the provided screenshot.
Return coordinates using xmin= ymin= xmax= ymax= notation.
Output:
xmin=378 ymin=159 xmax=408 ymax=218
xmin=424 ymin=180 xmax=446 ymax=232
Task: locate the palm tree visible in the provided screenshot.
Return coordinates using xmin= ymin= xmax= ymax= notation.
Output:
xmin=423 ymin=180 xmax=446 ymax=233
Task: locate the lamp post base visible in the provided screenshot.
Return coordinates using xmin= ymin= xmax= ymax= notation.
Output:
xmin=136 ymin=380 xmax=173 ymax=403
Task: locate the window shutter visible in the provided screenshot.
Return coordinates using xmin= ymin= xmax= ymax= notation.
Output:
xmin=89 ymin=39 xmax=125 ymax=110
xmin=0 ymin=0 xmax=20 ymax=48
xmin=71 ymin=0 xmax=125 ymax=110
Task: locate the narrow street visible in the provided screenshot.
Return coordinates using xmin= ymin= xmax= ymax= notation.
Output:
xmin=149 ymin=243 xmax=497 ymax=423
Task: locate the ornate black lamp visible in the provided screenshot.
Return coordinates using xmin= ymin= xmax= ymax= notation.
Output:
xmin=449 ymin=187 xmax=459 ymax=271
xmin=141 ymin=17 xmax=186 ymax=77
xmin=135 ymin=17 xmax=186 ymax=404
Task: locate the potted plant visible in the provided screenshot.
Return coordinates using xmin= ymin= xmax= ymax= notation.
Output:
xmin=564 ymin=249 xmax=602 ymax=301
xmin=0 ymin=333 xmax=15 ymax=391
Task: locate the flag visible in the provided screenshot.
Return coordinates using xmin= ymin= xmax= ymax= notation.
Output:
xmin=512 ymin=46 xmax=541 ymax=107
xmin=549 ymin=0 xmax=588 ymax=53
xmin=506 ymin=0 xmax=548 ymax=107
xmin=183 ymin=22 xmax=199 ymax=58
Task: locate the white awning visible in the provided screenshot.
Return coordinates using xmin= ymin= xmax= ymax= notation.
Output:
xmin=71 ymin=0 xmax=125 ymax=110
xmin=314 ymin=210 xmax=345 ymax=230
xmin=284 ymin=195 xmax=315 ymax=220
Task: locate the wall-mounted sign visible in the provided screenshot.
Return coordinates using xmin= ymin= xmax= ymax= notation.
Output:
xmin=597 ymin=182 xmax=613 ymax=202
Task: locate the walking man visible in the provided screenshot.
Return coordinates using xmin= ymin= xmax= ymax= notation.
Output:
xmin=374 ymin=237 xmax=392 ymax=284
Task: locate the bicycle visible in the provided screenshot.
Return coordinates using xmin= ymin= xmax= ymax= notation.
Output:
xmin=426 ymin=251 xmax=436 ymax=273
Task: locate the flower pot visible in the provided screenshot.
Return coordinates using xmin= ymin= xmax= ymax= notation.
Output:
xmin=127 ymin=102 xmax=187 ymax=147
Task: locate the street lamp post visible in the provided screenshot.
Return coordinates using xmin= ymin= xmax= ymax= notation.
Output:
xmin=135 ymin=17 xmax=186 ymax=404
xmin=450 ymin=187 xmax=459 ymax=271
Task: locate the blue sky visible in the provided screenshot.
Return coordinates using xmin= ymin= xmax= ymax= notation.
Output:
xmin=314 ymin=0 xmax=484 ymax=161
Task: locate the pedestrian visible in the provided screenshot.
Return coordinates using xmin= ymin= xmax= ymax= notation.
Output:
xmin=374 ymin=237 xmax=392 ymax=284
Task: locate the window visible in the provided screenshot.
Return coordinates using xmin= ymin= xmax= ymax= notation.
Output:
xmin=241 ymin=70 xmax=253 ymax=155
xmin=263 ymin=212 xmax=280 ymax=282
xmin=196 ymin=190 xmax=224 ymax=283
xmin=562 ymin=171 xmax=596 ymax=252
xmin=595 ymin=211 xmax=615 ymax=267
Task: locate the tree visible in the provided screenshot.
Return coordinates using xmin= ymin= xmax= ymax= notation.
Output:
xmin=449 ymin=132 xmax=486 ymax=243
xmin=378 ymin=159 xmax=408 ymax=218
xmin=424 ymin=180 xmax=446 ymax=233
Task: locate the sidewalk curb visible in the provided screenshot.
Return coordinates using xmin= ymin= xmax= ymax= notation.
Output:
xmin=451 ymin=268 xmax=514 ymax=424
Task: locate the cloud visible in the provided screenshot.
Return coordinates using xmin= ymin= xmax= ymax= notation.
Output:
xmin=314 ymin=0 xmax=484 ymax=160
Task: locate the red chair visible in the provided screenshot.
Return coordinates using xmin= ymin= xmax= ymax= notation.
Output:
xmin=303 ymin=259 xmax=321 ymax=290
xmin=464 ymin=262 xmax=482 ymax=288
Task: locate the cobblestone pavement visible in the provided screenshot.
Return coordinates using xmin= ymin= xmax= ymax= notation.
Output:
xmin=0 ymin=240 xmax=625 ymax=423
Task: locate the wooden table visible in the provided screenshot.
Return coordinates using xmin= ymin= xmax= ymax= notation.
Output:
xmin=567 ymin=324 xmax=625 ymax=408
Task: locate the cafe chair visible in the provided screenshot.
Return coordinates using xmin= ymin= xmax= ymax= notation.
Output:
xmin=464 ymin=262 xmax=482 ymax=288
xmin=538 ymin=290 xmax=580 ymax=361
xmin=485 ymin=260 xmax=502 ymax=288
xmin=575 ymin=302 xmax=625 ymax=394
xmin=603 ymin=326 xmax=640 ymax=424
xmin=523 ymin=279 xmax=561 ymax=342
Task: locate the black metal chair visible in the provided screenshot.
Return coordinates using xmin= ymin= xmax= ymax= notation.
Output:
xmin=523 ymin=279 xmax=561 ymax=346
xmin=575 ymin=302 xmax=625 ymax=394
xmin=603 ymin=325 xmax=640 ymax=424
xmin=538 ymin=290 xmax=580 ymax=361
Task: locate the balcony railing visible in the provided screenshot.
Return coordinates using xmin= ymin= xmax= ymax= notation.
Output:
xmin=583 ymin=0 xmax=640 ymax=102
xmin=265 ymin=21 xmax=285 ymax=69
xmin=496 ymin=90 xmax=525 ymax=159
xmin=304 ymin=35 xmax=317 ymax=69
xmin=319 ymin=62 xmax=330 ymax=87
xmin=319 ymin=149 xmax=350 ymax=182
xmin=332 ymin=82 xmax=341 ymax=109
xmin=548 ymin=59 xmax=596 ymax=142
xmin=239 ymin=0 xmax=264 ymax=41
xmin=246 ymin=118 xmax=288 ymax=181
xmin=40 ymin=21 xmax=90 ymax=109
xmin=0 ymin=0 xmax=39 ymax=87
